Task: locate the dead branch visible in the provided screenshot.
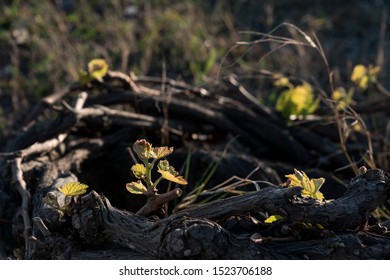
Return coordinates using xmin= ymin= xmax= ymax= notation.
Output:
xmin=11 ymin=157 xmax=31 ymax=257
xmin=22 ymin=83 xmax=81 ymax=130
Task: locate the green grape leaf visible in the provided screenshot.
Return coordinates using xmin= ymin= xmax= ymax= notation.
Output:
xmin=311 ymin=178 xmax=325 ymax=193
xmin=158 ymin=170 xmax=188 ymax=185
xmin=157 ymin=160 xmax=187 ymax=185
xmin=275 ymin=83 xmax=319 ymax=120
xmin=126 ymin=181 xmax=148 ymax=195
xmin=151 ymin=146 xmax=174 ymax=159
xmin=58 ymin=182 xmax=89 ymax=196
xmin=264 ymin=215 xmax=284 ymax=224
xmin=88 ymin=59 xmax=108 ymax=82
xmin=78 ymin=58 xmax=108 ymax=84
xmin=157 ymin=159 xmax=172 ymax=172
xmin=351 ymin=64 xmax=380 ymax=90
xmin=273 ymin=75 xmax=291 ymax=88
xmin=332 ymin=87 xmax=355 ymax=110
xmin=351 ymin=64 xmax=367 ymax=84
xmin=133 ymin=139 xmax=153 ymax=161
xmin=131 ymin=163 xmax=146 ymax=179
xmin=285 ymin=169 xmax=325 ymax=201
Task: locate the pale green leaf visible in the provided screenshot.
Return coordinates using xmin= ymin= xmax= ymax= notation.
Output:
xmin=312 ymin=178 xmax=325 ymax=192
xmin=285 ymin=169 xmax=325 ymax=201
xmin=264 ymin=215 xmax=284 ymax=224
xmin=88 ymin=59 xmax=108 ymax=82
xmin=131 ymin=163 xmax=146 ymax=179
xmin=273 ymin=75 xmax=291 ymax=88
xmin=58 ymin=182 xmax=89 ymax=196
xmin=351 ymin=64 xmax=380 ymax=90
xmin=133 ymin=139 xmax=152 ymax=161
xmin=157 ymin=160 xmax=187 ymax=184
xmin=275 ymin=83 xmax=318 ymax=119
xmin=126 ymin=181 xmax=148 ymax=195
xmin=294 ymin=168 xmax=304 ymax=181
xmin=316 ymin=223 xmax=324 ymax=230
xmin=301 ymin=188 xmax=324 ymax=200
xmin=78 ymin=59 xmax=108 ymax=84
xmin=151 ymin=146 xmax=174 ymax=159
xmin=158 ymin=170 xmax=188 ymax=185
xmin=351 ymin=64 xmax=367 ymax=83
xmin=157 ymin=159 xmax=172 ymax=172
xmin=285 ymin=174 xmax=301 ymax=186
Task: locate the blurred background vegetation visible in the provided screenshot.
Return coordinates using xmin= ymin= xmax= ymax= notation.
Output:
xmin=0 ymin=0 xmax=389 ymax=149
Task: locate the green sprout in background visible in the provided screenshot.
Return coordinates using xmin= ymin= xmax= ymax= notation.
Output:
xmin=78 ymin=58 xmax=109 ymax=85
xmin=351 ymin=64 xmax=380 ymax=91
xmin=331 ymin=64 xmax=380 ymax=111
xmin=274 ymin=78 xmax=320 ymax=121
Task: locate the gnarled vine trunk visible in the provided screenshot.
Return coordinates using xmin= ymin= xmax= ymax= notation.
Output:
xmin=1 ymin=71 xmax=390 ymax=259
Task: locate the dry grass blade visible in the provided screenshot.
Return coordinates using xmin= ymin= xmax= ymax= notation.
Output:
xmin=175 ymin=165 xmax=280 ymax=211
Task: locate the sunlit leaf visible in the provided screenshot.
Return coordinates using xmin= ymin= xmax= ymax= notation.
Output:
xmin=78 ymin=59 xmax=108 ymax=84
xmin=88 ymin=59 xmax=108 ymax=82
xmin=157 ymin=160 xmax=187 ymax=184
xmin=301 ymin=186 xmax=324 ymax=200
xmin=151 ymin=146 xmax=174 ymax=159
xmin=351 ymin=64 xmax=380 ymax=90
xmin=368 ymin=66 xmax=380 ymax=77
xmin=332 ymin=87 xmax=354 ymax=110
xmin=264 ymin=215 xmax=284 ymax=224
xmin=126 ymin=181 xmax=148 ymax=195
xmin=273 ymin=75 xmax=291 ymax=88
xmin=316 ymin=223 xmax=324 ymax=230
xmin=332 ymin=87 xmax=345 ymax=101
xmin=285 ymin=174 xmax=301 ymax=186
xmin=357 ymin=76 xmax=369 ymax=90
xmin=157 ymin=159 xmax=172 ymax=172
xmin=158 ymin=170 xmax=188 ymax=185
xmin=311 ymin=178 xmax=325 ymax=193
xmin=133 ymin=139 xmax=153 ymax=161
xmin=289 ymin=84 xmax=312 ymax=112
xmin=58 ymin=182 xmax=89 ymax=196
xmin=351 ymin=64 xmax=366 ymax=83
xmin=352 ymin=122 xmax=363 ymax=132
xmin=276 ymin=83 xmax=319 ymax=120
xmin=284 ymin=169 xmax=325 ymax=201
xmin=294 ymin=169 xmax=304 ymax=181
xmin=131 ymin=163 xmax=146 ymax=179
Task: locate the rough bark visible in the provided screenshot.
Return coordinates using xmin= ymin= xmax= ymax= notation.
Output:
xmin=27 ymin=166 xmax=390 ymax=259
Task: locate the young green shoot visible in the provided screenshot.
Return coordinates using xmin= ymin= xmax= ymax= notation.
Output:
xmin=45 ymin=182 xmax=89 ymax=216
xmin=265 ymin=169 xmax=325 ymax=224
xmin=126 ymin=139 xmax=187 ymax=197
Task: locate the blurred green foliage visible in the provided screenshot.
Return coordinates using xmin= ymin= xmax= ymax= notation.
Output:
xmin=275 ymin=82 xmax=319 ymax=120
xmin=0 ymin=0 xmax=389 ymax=143
xmin=0 ymin=0 xmax=244 ymax=105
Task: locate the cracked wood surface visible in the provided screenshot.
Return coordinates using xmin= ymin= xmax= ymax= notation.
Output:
xmin=28 ymin=167 xmax=390 ymax=259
